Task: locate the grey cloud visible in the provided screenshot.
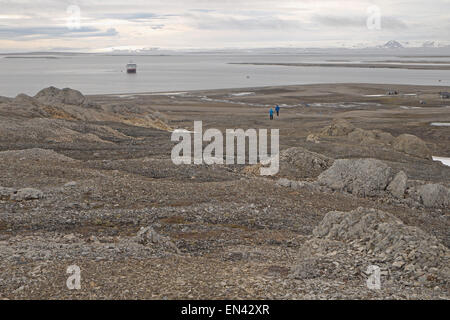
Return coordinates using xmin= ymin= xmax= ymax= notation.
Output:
xmin=313 ymin=15 xmax=407 ymax=29
xmin=150 ymin=24 xmax=165 ymax=30
xmin=0 ymin=25 xmax=118 ymax=39
xmin=98 ymin=12 xmax=176 ymax=21
xmin=194 ymin=17 xmax=304 ymax=30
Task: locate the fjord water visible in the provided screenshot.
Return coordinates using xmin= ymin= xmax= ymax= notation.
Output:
xmin=1 ymin=54 xmax=450 ymax=97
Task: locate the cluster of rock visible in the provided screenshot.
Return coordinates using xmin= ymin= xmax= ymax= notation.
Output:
xmin=133 ymin=226 xmax=179 ymax=254
xmin=277 ymin=147 xmax=334 ymax=179
xmin=0 ymin=86 xmax=174 ymax=145
xmin=291 ymin=207 xmax=449 ymax=286
xmin=276 ymin=156 xmax=449 ymax=208
xmin=316 ymin=119 xmax=432 ymax=159
xmin=33 ymin=86 xmax=95 ymax=107
xmin=318 ymin=158 xmax=449 ymax=208
xmin=243 ymin=147 xmax=334 ymax=179
xmin=0 ymin=148 xmax=76 ymax=162
xmin=0 ymin=186 xmax=43 ymax=201
xmin=317 ymin=158 xmax=392 ymax=197
xmin=319 ymin=119 xmax=355 ymax=137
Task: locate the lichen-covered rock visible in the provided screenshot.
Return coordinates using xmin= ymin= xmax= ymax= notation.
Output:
xmin=243 ymin=147 xmax=333 ymax=179
xmin=317 ymin=158 xmax=393 ymax=197
xmin=276 ymin=178 xmax=293 ymax=187
xmin=12 ymin=94 xmax=39 ymax=106
xmin=319 ymin=119 xmax=354 ymax=137
xmin=393 ymin=134 xmax=432 ymax=159
xmin=387 ymin=171 xmax=408 ymax=199
xmin=292 ymin=207 xmax=450 ymax=283
xmin=278 ymin=147 xmax=334 ymax=179
xmin=134 ymin=226 xmax=179 ymax=253
xmin=34 ymin=86 xmax=90 ymax=106
xmin=306 ymin=134 xmax=320 ymax=143
xmin=416 ymin=183 xmax=450 ymax=208
xmin=347 ymin=128 xmax=395 ymax=146
xmin=313 ymin=208 xmax=448 ymax=267
xmin=135 ymin=226 xmax=162 ymax=245
xmin=0 ymin=186 xmax=16 ymax=200
xmin=10 ymin=188 xmax=44 ymax=201
xmin=290 ymin=258 xmax=321 ymax=279
xmin=373 ymin=130 xmax=395 ymax=144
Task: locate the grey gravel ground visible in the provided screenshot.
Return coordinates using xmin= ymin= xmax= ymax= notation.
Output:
xmin=0 ymin=84 xmax=449 ymax=299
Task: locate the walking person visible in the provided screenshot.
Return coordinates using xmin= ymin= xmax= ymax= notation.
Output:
xmin=275 ymin=105 xmax=280 ymax=117
xmin=269 ymin=108 xmax=274 ymax=120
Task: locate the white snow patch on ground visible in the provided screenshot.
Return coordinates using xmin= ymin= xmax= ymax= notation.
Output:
xmin=230 ymin=92 xmax=255 ymax=96
xmin=433 ymin=156 xmax=450 ymax=166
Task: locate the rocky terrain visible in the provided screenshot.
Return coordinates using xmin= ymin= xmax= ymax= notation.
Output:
xmin=0 ymin=84 xmax=448 ymax=299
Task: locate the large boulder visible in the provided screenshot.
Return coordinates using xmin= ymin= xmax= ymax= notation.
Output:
xmin=34 ymin=86 xmax=89 ymax=106
xmin=319 ymin=119 xmax=354 ymax=137
xmin=278 ymin=147 xmax=334 ymax=179
xmin=392 ymin=134 xmax=431 ymax=159
xmin=317 ymin=158 xmax=393 ymax=197
xmin=416 ymin=184 xmax=450 ymax=208
xmin=347 ymin=128 xmax=394 ymax=146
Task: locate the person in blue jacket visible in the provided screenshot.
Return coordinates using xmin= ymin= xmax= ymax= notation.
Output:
xmin=275 ymin=105 xmax=280 ymax=116
xmin=269 ymin=108 xmax=274 ymax=120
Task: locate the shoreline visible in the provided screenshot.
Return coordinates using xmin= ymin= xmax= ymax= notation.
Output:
xmin=93 ymin=82 xmax=450 ymax=98
xmin=229 ymin=61 xmax=450 ymax=70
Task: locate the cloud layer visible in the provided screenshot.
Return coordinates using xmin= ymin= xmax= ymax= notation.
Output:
xmin=0 ymin=0 xmax=448 ymax=51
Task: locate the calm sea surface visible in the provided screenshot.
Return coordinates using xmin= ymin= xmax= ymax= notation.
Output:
xmin=1 ymin=54 xmax=450 ymax=97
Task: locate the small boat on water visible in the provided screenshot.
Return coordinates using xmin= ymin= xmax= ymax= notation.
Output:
xmin=126 ymin=62 xmax=137 ymax=73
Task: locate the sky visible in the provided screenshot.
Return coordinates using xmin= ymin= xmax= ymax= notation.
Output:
xmin=0 ymin=0 xmax=449 ymax=52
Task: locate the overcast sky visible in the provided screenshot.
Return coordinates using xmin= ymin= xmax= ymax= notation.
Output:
xmin=0 ymin=0 xmax=449 ymax=52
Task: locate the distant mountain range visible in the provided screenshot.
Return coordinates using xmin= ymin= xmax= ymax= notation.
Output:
xmin=2 ymin=41 xmax=450 ymax=56
xmin=376 ymin=40 xmax=450 ymax=49
xmin=379 ymin=40 xmax=404 ymax=49
xmin=103 ymin=41 xmax=450 ymax=54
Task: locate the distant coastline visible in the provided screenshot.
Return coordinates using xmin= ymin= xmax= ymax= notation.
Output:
xmin=229 ymin=62 xmax=450 ymax=71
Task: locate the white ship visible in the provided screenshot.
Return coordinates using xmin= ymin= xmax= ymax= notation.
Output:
xmin=126 ymin=62 xmax=137 ymax=73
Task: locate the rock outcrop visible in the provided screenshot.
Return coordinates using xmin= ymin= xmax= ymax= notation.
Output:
xmin=393 ymin=134 xmax=432 ymax=159
xmin=292 ymin=207 xmax=449 ymax=285
xmin=387 ymin=171 xmax=408 ymax=199
xmin=34 ymin=86 xmax=91 ymax=107
xmin=0 ymin=186 xmax=44 ymax=201
xmin=319 ymin=119 xmax=354 ymax=137
xmin=10 ymin=188 xmax=44 ymax=201
xmin=415 ymin=184 xmax=450 ymax=208
xmin=134 ymin=226 xmax=179 ymax=253
xmin=243 ymin=147 xmax=333 ymax=179
xmin=348 ymin=128 xmax=394 ymax=146
xmin=278 ymin=147 xmax=334 ymax=179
